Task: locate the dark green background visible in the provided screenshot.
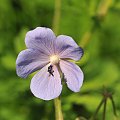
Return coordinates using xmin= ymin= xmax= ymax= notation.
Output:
xmin=0 ymin=0 xmax=120 ymax=120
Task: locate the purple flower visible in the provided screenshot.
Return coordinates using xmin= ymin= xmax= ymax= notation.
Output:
xmin=16 ymin=27 xmax=84 ymax=100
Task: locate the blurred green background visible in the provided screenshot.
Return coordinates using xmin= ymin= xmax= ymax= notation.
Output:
xmin=0 ymin=0 xmax=120 ymax=120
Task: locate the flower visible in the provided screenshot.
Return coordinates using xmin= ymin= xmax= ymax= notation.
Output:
xmin=16 ymin=27 xmax=84 ymax=100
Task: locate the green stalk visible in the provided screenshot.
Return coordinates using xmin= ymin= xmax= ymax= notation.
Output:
xmin=79 ymin=0 xmax=112 ymax=48
xmin=54 ymin=96 xmax=63 ymax=120
xmin=103 ymin=99 xmax=107 ymax=120
xmin=52 ymin=0 xmax=63 ymax=120
xmin=110 ymin=96 xmax=117 ymax=117
xmin=97 ymin=0 xmax=112 ymax=18
xmin=91 ymin=98 xmax=104 ymax=120
xmin=52 ymin=0 xmax=61 ymax=35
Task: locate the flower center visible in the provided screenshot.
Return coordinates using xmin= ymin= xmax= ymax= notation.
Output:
xmin=50 ymin=55 xmax=60 ymax=65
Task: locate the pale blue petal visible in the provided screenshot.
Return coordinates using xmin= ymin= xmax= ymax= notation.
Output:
xmin=60 ymin=60 xmax=84 ymax=92
xmin=55 ymin=35 xmax=83 ymax=61
xmin=56 ymin=35 xmax=78 ymax=48
xmin=25 ymin=27 xmax=56 ymax=55
xmin=59 ymin=46 xmax=83 ymax=61
xmin=16 ymin=49 xmax=49 ymax=78
xmin=30 ymin=64 xmax=62 ymax=100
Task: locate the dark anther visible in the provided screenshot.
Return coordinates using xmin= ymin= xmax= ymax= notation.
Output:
xmin=48 ymin=65 xmax=54 ymax=76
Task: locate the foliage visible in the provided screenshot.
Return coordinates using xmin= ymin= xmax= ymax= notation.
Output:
xmin=0 ymin=0 xmax=120 ymax=120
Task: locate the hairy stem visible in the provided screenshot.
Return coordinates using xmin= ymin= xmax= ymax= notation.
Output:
xmin=54 ymin=96 xmax=63 ymax=120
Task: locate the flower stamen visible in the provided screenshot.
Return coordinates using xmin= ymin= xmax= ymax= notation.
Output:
xmin=50 ymin=55 xmax=60 ymax=65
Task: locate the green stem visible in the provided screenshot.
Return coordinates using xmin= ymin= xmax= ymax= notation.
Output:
xmin=52 ymin=0 xmax=61 ymax=35
xmin=97 ymin=0 xmax=112 ymax=19
xmin=79 ymin=0 xmax=112 ymax=48
xmin=103 ymin=99 xmax=107 ymax=120
xmin=52 ymin=0 xmax=63 ymax=119
xmin=54 ymin=96 xmax=63 ymax=120
xmin=110 ymin=96 xmax=117 ymax=117
xmin=91 ymin=98 xmax=104 ymax=120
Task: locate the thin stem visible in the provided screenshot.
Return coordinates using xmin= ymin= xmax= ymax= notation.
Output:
xmin=110 ymin=96 xmax=117 ymax=117
xmin=54 ymin=96 xmax=63 ymax=120
xmin=79 ymin=0 xmax=112 ymax=48
xmin=52 ymin=0 xmax=61 ymax=35
xmin=97 ymin=0 xmax=112 ymax=19
xmin=91 ymin=98 xmax=104 ymax=120
xmin=103 ymin=99 xmax=107 ymax=120
xmin=52 ymin=0 xmax=63 ymax=119
xmin=79 ymin=25 xmax=96 ymax=48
